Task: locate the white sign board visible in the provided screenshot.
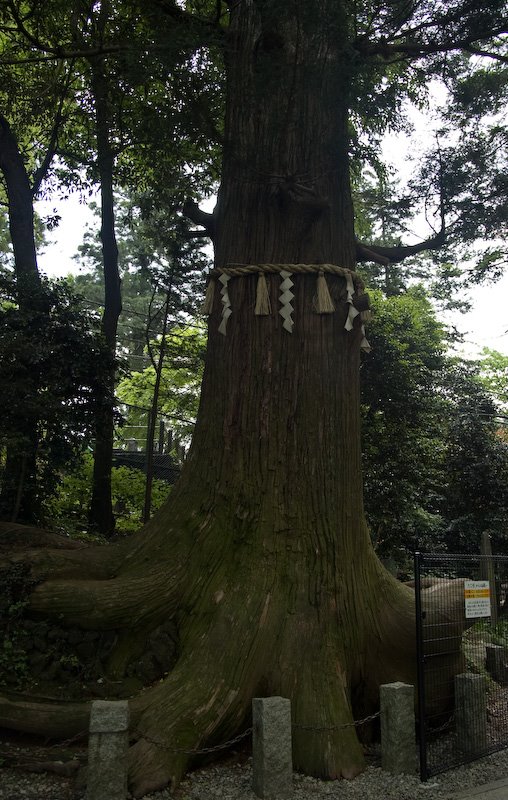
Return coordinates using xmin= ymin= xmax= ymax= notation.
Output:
xmin=464 ymin=580 xmax=491 ymax=619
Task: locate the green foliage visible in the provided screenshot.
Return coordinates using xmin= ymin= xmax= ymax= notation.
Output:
xmin=71 ymin=194 xmax=210 ymax=371
xmin=478 ymin=348 xmax=508 ymax=410
xmin=0 ymin=275 xmax=113 ymax=521
xmin=361 ymin=288 xmax=447 ymax=558
xmin=439 ymin=361 xmax=508 ymax=554
xmin=117 ymin=325 xmax=205 ymax=441
xmin=361 ymin=289 xmax=508 ymax=563
xmin=46 ymin=453 xmax=171 ymax=535
xmin=0 ymin=563 xmax=36 ymax=687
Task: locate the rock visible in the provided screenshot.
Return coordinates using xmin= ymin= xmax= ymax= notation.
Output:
xmin=75 ymin=641 xmax=95 ymax=661
xmin=67 ymin=628 xmax=83 ymax=646
xmin=134 ymin=653 xmax=161 ymax=684
xmin=149 ymin=632 xmax=177 ymax=672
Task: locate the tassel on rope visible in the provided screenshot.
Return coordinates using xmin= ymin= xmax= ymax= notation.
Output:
xmin=254 ymin=271 xmax=271 ymax=316
xmin=315 ymin=269 xmax=335 ymax=313
xmin=200 ymin=278 xmax=215 ymax=315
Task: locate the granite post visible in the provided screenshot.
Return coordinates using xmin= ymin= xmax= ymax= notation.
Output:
xmin=486 ymin=644 xmax=507 ymax=684
xmin=252 ymin=697 xmax=292 ymax=799
xmin=380 ymin=682 xmax=416 ymax=774
xmin=455 ymin=673 xmax=487 ymax=756
xmin=87 ymin=700 xmax=129 ymax=800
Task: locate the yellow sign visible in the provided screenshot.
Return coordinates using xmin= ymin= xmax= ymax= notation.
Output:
xmin=464 ymin=580 xmax=491 ymax=619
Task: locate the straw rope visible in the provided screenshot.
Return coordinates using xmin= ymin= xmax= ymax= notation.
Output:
xmin=202 ymin=262 xmax=370 ymax=349
xmin=210 ymin=262 xmax=364 ymax=289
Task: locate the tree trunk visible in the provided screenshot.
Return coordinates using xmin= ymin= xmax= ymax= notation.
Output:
xmin=88 ymin=60 xmax=121 ymax=537
xmin=0 ymin=113 xmax=46 ymax=522
xmin=143 ymin=287 xmax=173 ymax=523
xmin=0 ymin=4 xmax=432 ymax=795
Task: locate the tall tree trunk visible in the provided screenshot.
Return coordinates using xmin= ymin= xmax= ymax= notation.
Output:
xmin=0 ymin=114 xmax=46 ymax=522
xmin=143 ymin=286 xmax=173 ymax=523
xmin=0 ymin=4 xmax=465 ymax=796
xmin=88 ymin=61 xmax=121 ymax=536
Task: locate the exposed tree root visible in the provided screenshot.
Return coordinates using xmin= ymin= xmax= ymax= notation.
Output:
xmin=0 ymin=694 xmax=91 ymax=739
xmin=0 ymin=515 xmax=471 ymax=795
xmin=28 ymin=564 xmax=184 ymax=629
xmin=0 ymin=522 xmax=86 ymax=552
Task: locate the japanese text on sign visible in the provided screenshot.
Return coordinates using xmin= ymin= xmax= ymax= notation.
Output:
xmin=464 ymin=580 xmax=491 ymax=619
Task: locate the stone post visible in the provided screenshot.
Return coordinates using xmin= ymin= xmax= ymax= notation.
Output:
xmin=380 ymin=682 xmax=416 ymax=774
xmin=486 ymin=644 xmax=507 ymax=684
xmin=252 ymin=697 xmax=292 ymax=799
xmin=455 ymin=673 xmax=487 ymax=756
xmin=87 ymin=700 xmax=129 ymax=800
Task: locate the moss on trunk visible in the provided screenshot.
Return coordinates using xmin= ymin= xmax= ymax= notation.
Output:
xmin=0 ymin=2 xmax=440 ymax=795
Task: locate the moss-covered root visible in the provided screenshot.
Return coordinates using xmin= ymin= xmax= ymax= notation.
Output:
xmin=128 ymin=651 xmax=256 ymax=797
xmin=289 ymin=659 xmax=366 ymax=779
xmin=26 ymin=564 xmax=183 ymax=629
xmin=0 ymin=694 xmax=91 ymax=739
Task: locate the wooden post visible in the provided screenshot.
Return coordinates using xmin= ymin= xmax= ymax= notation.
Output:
xmin=480 ymin=532 xmax=498 ymax=627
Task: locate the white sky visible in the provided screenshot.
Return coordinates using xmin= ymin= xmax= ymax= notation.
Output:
xmin=35 ymin=88 xmax=508 ymax=363
xmin=381 ymin=95 xmax=508 ymax=360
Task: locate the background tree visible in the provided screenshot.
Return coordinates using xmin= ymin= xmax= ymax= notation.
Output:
xmin=0 ymin=274 xmax=111 ymax=522
xmin=0 ymin=80 xmax=71 ymax=518
xmin=361 ymin=291 xmax=508 ymax=567
xmin=439 ymin=360 xmax=508 ymax=553
xmin=1 ymin=0 xmax=219 ymax=532
xmin=361 ymin=288 xmax=447 ymax=561
xmin=478 ymin=347 xmax=508 ymax=409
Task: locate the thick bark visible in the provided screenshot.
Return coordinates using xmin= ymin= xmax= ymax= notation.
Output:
xmin=88 ymin=60 xmax=121 ymax=536
xmin=0 ymin=3 xmax=456 ymax=795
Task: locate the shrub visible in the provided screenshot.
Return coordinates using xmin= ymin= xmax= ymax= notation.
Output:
xmin=45 ymin=453 xmax=171 ymax=537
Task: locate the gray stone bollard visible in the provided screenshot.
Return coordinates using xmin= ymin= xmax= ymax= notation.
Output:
xmin=380 ymin=682 xmax=416 ymax=775
xmin=86 ymin=700 xmax=129 ymax=800
xmin=455 ymin=673 xmax=487 ymax=756
xmin=252 ymin=697 xmax=292 ymax=799
xmin=486 ymin=644 xmax=508 ymax=684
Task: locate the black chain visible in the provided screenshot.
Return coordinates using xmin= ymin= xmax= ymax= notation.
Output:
xmin=132 ymin=727 xmax=253 ymax=755
xmin=292 ymin=711 xmax=380 ymax=732
xmin=1 ymin=708 xmax=382 ymax=762
xmin=132 ymin=710 xmax=381 ymax=753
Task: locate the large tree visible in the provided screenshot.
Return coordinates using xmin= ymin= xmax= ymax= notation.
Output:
xmin=1 ymin=1 xmax=507 ymax=796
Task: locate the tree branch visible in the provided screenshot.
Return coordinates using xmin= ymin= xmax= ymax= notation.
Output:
xmin=32 ymin=63 xmax=76 ymax=197
xmin=356 ymin=27 xmax=508 ymax=62
xmin=356 ymin=228 xmax=446 ymax=266
xmin=140 ymin=0 xmax=225 ymax=45
xmin=182 ymin=199 xmax=215 ymax=238
xmin=0 ymin=43 xmax=128 ymax=66
xmin=463 ymin=45 xmax=508 ymax=64
xmin=5 ymin=0 xmax=59 ymax=55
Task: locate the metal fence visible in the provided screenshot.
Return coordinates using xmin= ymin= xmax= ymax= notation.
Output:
xmin=112 ymin=402 xmax=194 ymax=482
xmin=415 ymin=551 xmax=508 ymax=780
